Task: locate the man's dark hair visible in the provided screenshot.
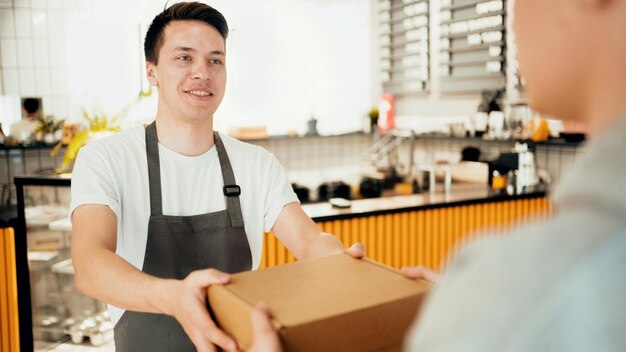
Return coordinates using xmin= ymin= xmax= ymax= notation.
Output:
xmin=23 ymin=98 xmax=40 ymax=114
xmin=144 ymin=2 xmax=229 ymax=64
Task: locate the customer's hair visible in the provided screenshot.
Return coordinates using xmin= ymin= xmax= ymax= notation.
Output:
xmin=144 ymin=2 xmax=229 ymax=64
xmin=22 ymin=98 xmax=40 ymax=114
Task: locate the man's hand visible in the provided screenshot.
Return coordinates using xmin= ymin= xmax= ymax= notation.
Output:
xmin=248 ymin=302 xmax=282 ymax=352
xmin=345 ymin=242 xmax=366 ymax=259
xmin=401 ymin=265 xmax=442 ymax=285
xmin=272 ymin=203 xmax=367 ymax=260
xmin=163 ymin=269 xmax=238 ymax=352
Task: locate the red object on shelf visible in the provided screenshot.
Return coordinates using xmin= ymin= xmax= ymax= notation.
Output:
xmin=377 ymin=93 xmax=396 ymax=136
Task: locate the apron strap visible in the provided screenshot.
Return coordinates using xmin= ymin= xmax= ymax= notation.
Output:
xmin=213 ymin=132 xmax=245 ymax=228
xmin=145 ymin=122 xmax=163 ymax=216
xmin=145 ymin=122 xmax=244 ymax=228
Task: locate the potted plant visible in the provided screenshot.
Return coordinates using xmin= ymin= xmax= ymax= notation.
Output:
xmin=51 ymin=109 xmax=121 ymax=173
xmin=35 ymin=115 xmax=65 ymax=144
xmin=368 ymin=107 xmax=379 ymax=134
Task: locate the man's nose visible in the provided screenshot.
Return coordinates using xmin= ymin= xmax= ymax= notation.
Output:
xmin=191 ymin=61 xmax=211 ymax=80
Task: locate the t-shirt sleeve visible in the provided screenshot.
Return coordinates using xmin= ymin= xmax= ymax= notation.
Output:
xmin=69 ymin=144 xmax=121 ymax=221
xmin=263 ymin=154 xmax=299 ymax=232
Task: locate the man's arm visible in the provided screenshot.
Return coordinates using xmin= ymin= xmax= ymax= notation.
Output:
xmin=71 ymin=204 xmax=238 ymax=352
xmin=270 ymin=202 xmax=364 ymax=260
xmin=72 ymin=204 xmax=164 ymax=312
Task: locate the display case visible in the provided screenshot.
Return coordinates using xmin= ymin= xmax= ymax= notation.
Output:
xmin=13 ymin=175 xmax=113 ymax=352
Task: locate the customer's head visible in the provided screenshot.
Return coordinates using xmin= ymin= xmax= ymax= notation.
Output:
xmin=514 ymin=0 xmax=626 ymax=133
xmin=144 ymin=2 xmax=228 ymax=65
xmin=22 ymin=98 xmax=40 ymax=118
xmin=144 ymin=2 xmax=229 ymax=124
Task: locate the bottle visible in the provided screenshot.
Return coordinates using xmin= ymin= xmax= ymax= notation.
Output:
xmin=377 ymin=93 xmax=395 ymax=136
xmin=492 ymin=170 xmax=507 ymax=190
xmin=305 ymin=116 xmax=319 ymax=136
xmin=514 ymin=142 xmax=537 ymax=190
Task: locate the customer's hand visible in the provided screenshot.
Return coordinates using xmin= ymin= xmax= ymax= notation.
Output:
xmin=164 ymin=268 xmax=238 ymax=352
xmin=401 ymin=265 xmax=442 ymax=285
xmin=345 ymin=242 xmax=366 ymax=259
xmin=248 ymin=302 xmax=282 ymax=352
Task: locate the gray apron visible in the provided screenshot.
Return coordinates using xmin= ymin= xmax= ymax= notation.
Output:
xmin=113 ymin=121 xmax=253 ymax=351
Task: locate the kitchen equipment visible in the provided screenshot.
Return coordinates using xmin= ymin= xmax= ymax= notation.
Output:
xmin=359 ymin=177 xmax=383 ymax=198
xmin=559 ymin=132 xmax=585 ymax=143
xmin=461 ymin=147 xmax=481 ymax=162
xmin=63 ymin=313 xmax=113 ymax=346
xmin=489 ymin=143 xmax=538 ymax=191
xmin=514 ymin=143 xmax=538 ymax=191
xmin=415 ymin=166 xmax=435 ymax=194
xmin=291 ymin=183 xmax=310 ymax=203
xmin=508 ymin=104 xmax=534 ymax=140
xmin=317 ymin=181 xmax=351 ymax=201
xmin=476 ymin=89 xmax=507 ymax=140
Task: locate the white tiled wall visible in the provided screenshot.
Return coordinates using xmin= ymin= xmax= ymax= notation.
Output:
xmin=0 ymin=0 xmax=75 ymax=119
xmin=0 ymin=0 xmax=373 ymax=136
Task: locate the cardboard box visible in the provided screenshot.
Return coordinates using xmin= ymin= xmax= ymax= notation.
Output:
xmin=207 ymin=253 xmax=430 ymax=351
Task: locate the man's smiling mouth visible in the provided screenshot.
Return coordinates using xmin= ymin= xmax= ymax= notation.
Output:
xmin=186 ymin=90 xmax=214 ymax=97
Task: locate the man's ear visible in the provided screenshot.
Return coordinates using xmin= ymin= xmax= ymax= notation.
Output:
xmin=146 ymin=62 xmax=158 ymax=86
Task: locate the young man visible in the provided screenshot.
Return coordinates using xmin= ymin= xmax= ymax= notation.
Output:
xmin=70 ymin=3 xmax=363 ymax=352
xmin=253 ymin=0 xmax=626 ymax=350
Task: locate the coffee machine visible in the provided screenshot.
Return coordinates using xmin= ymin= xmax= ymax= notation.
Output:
xmin=489 ymin=142 xmax=538 ymax=191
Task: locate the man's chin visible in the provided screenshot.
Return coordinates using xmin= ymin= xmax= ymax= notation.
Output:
xmin=174 ymin=111 xmax=214 ymax=124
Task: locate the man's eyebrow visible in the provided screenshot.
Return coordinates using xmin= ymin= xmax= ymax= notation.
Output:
xmin=173 ymin=47 xmax=225 ymax=56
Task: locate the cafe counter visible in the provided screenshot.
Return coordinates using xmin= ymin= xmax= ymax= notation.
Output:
xmin=12 ymin=174 xmax=552 ymax=273
xmin=263 ymin=184 xmax=552 ymax=271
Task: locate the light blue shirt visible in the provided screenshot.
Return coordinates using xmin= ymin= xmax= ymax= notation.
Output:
xmin=406 ymin=117 xmax=626 ymax=351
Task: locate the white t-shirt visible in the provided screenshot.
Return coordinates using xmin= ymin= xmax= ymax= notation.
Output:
xmin=9 ymin=119 xmax=39 ymax=140
xmin=70 ymin=125 xmax=299 ymax=325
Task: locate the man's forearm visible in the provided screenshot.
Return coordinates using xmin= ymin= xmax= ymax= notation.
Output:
xmin=301 ymin=231 xmax=345 ymax=260
xmin=73 ymin=247 xmax=177 ymax=315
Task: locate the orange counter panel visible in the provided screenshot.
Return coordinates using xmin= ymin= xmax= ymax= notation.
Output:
xmin=260 ymin=197 xmax=552 ymax=271
xmin=1 ymin=228 xmax=20 ymax=352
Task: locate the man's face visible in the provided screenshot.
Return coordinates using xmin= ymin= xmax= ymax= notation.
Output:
xmin=146 ymin=20 xmax=226 ymax=124
xmin=513 ymin=0 xmax=590 ymax=120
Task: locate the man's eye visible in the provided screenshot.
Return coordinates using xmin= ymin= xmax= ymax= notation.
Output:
xmin=178 ymin=56 xmax=191 ymax=61
xmin=210 ymin=59 xmax=222 ymax=65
